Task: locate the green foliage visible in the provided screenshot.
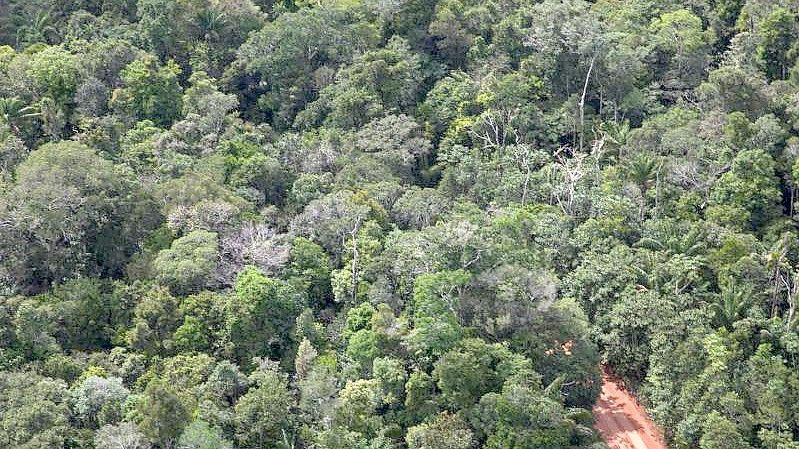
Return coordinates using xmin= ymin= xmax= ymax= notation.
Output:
xmin=405 ymin=270 xmax=470 ymax=361
xmin=153 ymin=230 xmax=220 ymax=295
xmin=0 ymin=141 xmax=156 ymax=292
xmin=235 ymin=5 xmax=375 ymax=127
xmin=126 ymin=286 xmax=182 ymax=356
xmin=174 ymin=291 xmax=227 ymax=354
xmin=178 ymin=420 xmax=232 ymax=449
xmin=3 ymin=1 xmax=799 ymax=448
xmin=406 ymin=412 xmax=474 ymax=449
xmin=136 ymin=379 xmax=192 ymax=448
xmin=26 ymin=45 xmax=81 ymax=107
xmin=234 ymin=361 xmax=294 ymax=449
xmin=138 ymin=0 xmax=263 ymax=74
xmin=295 ymin=37 xmax=425 ymax=130
xmin=289 ymin=237 xmax=332 ymax=306
xmin=227 ymin=266 xmax=302 ymax=365
xmin=756 ymin=8 xmax=798 ymax=81
xmin=699 ymin=411 xmax=751 ymax=449
xmin=112 ymin=55 xmax=183 ymax=127
xmin=221 ymin=138 xmax=289 ymax=206
xmin=432 ymin=338 xmax=532 ymax=411
xmin=71 ymin=375 xmax=129 ymax=428
xmin=0 ymin=371 xmax=70 ymax=447
xmin=709 ymin=149 xmax=781 ymax=232
xmin=596 ymin=289 xmax=677 ymax=384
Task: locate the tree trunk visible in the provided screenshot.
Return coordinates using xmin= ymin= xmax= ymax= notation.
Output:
xmin=579 ymin=55 xmax=597 ymax=152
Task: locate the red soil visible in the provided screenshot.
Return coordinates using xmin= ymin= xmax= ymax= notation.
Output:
xmin=592 ymin=370 xmax=668 ymax=449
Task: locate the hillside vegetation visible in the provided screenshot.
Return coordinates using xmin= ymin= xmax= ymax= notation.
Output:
xmin=1 ymin=1 xmax=799 ymax=448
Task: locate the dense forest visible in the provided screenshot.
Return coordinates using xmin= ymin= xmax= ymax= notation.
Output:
xmin=2 ymin=0 xmax=799 ymax=448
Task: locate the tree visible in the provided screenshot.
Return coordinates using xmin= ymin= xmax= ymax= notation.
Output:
xmin=464 ymin=264 xmax=559 ymax=341
xmin=432 ymin=338 xmax=531 ymax=411
xmin=182 ymin=71 xmax=239 ymax=138
xmin=234 ymin=6 xmax=373 ymax=127
xmin=26 ymin=45 xmax=81 ymax=107
xmin=475 ymin=378 xmax=582 ymax=448
xmin=126 ymin=286 xmax=182 ymax=356
xmin=177 ymin=420 xmax=232 ymax=449
xmin=699 ymin=65 xmax=770 ymax=116
xmin=288 ymin=237 xmax=332 ymax=307
xmin=295 ymin=37 xmax=425 ymax=130
xmin=392 ymin=187 xmax=450 ymax=230
xmin=353 ymin=114 xmax=432 ymax=180
xmin=234 ymin=361 xmax=295 ymax=449
xmin=202 ymin=360 xmax=248 ymax=406
xmin=221 ymin=138 xmax=289 ymax=206
xmin=10 ymin=297 xmax=63 ymax=360
xmin=95 ymin=422 xmax=151 ymax=449
xmin=745 ymin=344 xmax=799 ymax=431
xmin=405 ymin=412 xmax=474 ymax=449
xmin=756 ymin=8 xmax=798 ymax=80
xmin=428 ymin=0 xmax=516 ymax=67
xmin=0 ymin=96 xmax=39 ymax=136
xmin=563 ymin=245 xmax=639 ymax=320
xmin=71 ymin=375 xmax=129 ymax=428
xmin=373 ymin=356 xmax=407 ymax=406
xmin=0 ymin=141 xmax=156 ymax=293
xmin=419 ymin=72 xmax=479 ymax=140
xmin=649 ymin=9 xmax=714 ymax=91
xmin=12 ymin=10 xmax=57 ymax=47
xmin=699 ymin=411 xmax=752 ymax=449
xmin=623 ymin=152 xmax=661 ymax=223
xmin=174 ymin=291 xmax=228 ymax=354
xmin=136 ymin=380 xmax=191 ymax=449
xmin=596 ymin=289 xmax=677 ymax=384
xmin=334 ymin=378 xmax=383 ymax=436
xmin=289 ymin=190 xmax=374 ymax=259
xmin=137 ymin=0 xmax=263 ymax=75
xmin=227 ymin=266 xmax=302 ymax=364
xmin=153 ymin=230 xmax=220 ymax=295
xmin=0 ymin=371 xmax=70 ymax=448
xmin=405 ymin=270 xmax=470 ymax=361
xmin=711 ymin=278 xmax=751 ymax=330
xmin=758 ymin=429 xmax=799 ymax=449
xmin=294 ymin=338 xmax=318 ymax=381
xmin=135 ymin=0 xmax=196 ymax=62
xmin=111 ymin=55 xmax=183 ymax=127
xmin=708 ymin=149 xmax=781 ymax=232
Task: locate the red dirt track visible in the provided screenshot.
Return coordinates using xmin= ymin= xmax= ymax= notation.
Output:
xmin=593 ymin=370 xmax=667 ymax=449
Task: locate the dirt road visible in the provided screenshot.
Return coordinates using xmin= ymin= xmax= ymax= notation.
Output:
xmin=593 ymin=371 xmax=668 ymax=449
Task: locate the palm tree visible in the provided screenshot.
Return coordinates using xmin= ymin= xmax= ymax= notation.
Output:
xmin=765 ymin=234 xmax=799 ymax=327
xmin=0 ymin=97 xmax=40 ymax=135
xmin=598 ymin=119 xmax=631 ymax=159
xmin=15 ymin=10 xmax=56 ymax=48
xmin=711 ymin=278 xmax=751 ymax=330
xmin=624 ymin=152 xmax=661 ymax=222
xmin=636 ymin=220 xmax=705 ymax=257
xmin=197 ymin=8 xmax=228 ymax=43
